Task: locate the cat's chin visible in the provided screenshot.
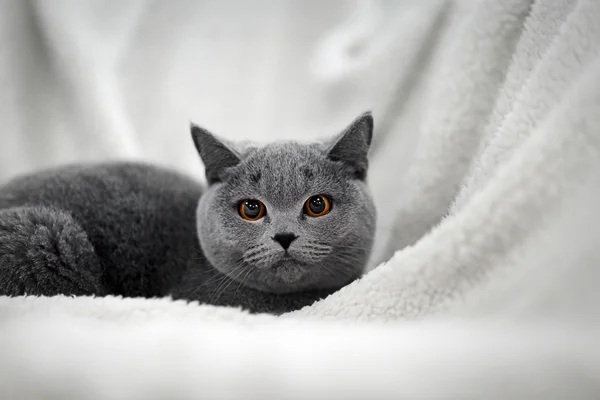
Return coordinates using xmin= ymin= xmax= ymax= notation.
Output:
xmin=223 ymin=258 xmax=356 ymax=295
xmin=244 ymin=260 xmax=310 ymax=294
xmin=215 ymin=258 xmax=318 ymax=294
xmin=271 ymin=259 xmax=307 ymax=284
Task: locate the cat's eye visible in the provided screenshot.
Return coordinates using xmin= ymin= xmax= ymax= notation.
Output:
xmin=239 ymin=199 xmax=266 ymax=221
xmin=304 ymin=195 xmax=331 ymax=217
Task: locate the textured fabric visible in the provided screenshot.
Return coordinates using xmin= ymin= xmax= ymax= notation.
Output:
xmin=2 ymin=0 xmax=600 ymax=398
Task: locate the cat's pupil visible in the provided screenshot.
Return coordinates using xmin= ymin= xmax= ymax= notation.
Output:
xmin=244 ymin=200 xmax=261 ymax=218
xmin=309 ymin=196 xmax=325 ymax=214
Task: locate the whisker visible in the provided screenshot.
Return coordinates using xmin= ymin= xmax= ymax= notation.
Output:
xmin=233 ymin=268 xmax=256 ymax=300
xmin=207 ymin=261 xmax=246 ymax=303
xmin=243 ymin=244 xmax=267 ymax=259
xmin=319 ymin=263 xmax=351 ymax=280
xmin=201 ymin=271 xmax=230 ymax=287
xmin=209 ymin=257 xmax=253 ymax=303
xmin=212 ymin=267 xmax=248 ymax=302
xmin=322 ymin=251 xmax=365 ymax=266
xmin=244 ymin=252 xmax=271 ymax=264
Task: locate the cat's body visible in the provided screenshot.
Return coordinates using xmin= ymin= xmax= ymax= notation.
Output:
xmin=0 ymin=113 xmax=376 ymax=314
xmin=0 ymin=163 xmax=336 ymax=313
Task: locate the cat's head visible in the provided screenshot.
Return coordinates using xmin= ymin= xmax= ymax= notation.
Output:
xmin=191 ymin=112 xmax=376 ymax=294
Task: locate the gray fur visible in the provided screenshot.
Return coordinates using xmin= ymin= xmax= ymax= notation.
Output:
xmin=0 ymin=113 xmax=376 ymax=314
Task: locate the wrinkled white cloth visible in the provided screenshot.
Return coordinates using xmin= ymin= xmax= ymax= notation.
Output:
xmin=2 ymin=0 xmax=600 ymax=398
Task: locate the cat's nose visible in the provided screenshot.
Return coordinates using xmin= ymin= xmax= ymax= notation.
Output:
xmin=272 ymin=232 xmax=298 ymax=250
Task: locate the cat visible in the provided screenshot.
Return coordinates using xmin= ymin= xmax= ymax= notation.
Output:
xmin=0 ymin=112 xmax=376 ymax=314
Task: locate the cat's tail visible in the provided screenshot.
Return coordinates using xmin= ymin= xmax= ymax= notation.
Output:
xmin=0 ymin=206 xmax=105 ymax=296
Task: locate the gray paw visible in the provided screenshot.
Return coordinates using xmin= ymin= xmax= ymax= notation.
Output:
xmin=0 ymin=207 xmax=104 ymax=296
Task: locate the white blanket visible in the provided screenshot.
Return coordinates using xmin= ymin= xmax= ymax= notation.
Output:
xmin=2 ymin=0 xmax=600 ymax=398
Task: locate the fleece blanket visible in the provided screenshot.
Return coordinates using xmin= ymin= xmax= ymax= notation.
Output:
xmin=2 ymin=0 xmax=600 ymax=398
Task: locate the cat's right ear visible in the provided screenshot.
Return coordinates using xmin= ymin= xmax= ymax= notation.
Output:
xmin=190 ymin=123 xmax=241 ymax=184
xmin=327 ymin=112 xmax=374 ymax=180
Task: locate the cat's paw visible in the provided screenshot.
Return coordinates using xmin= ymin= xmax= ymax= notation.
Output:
xmin=0 ymin=207 xmax=104 ymax=296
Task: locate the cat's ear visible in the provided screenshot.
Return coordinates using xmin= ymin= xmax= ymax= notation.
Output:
xmin=190 ymin=123 xmax=241 ymax=184
xmin=327 ymin=111 xmax=374 ymax=180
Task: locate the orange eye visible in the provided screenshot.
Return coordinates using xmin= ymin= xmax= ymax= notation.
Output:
xmin=239 ymin=199 xmax=266 ymax=221
xmin=304 ymin=195 xmax=331 ymax=217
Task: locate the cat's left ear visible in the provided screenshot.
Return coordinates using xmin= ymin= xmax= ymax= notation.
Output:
xmin=190 ymin=123 xmax=241 ymax=184
xmin=327 ymin=111 xmax=374 ymax=180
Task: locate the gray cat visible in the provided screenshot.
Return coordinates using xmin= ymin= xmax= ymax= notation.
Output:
xmin=0 ymin=113 xmax=376 ymax=314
